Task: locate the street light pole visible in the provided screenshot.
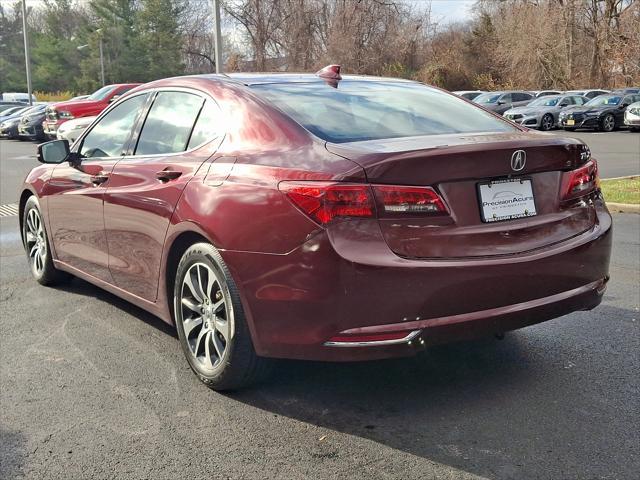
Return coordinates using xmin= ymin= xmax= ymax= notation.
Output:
xmin=212 ymin=0 xmax=223 ymax=73
xmin=21 ymin=0 xmax=33 ymax=106
xmin=99 ymin=36 xmax=105 ymax=86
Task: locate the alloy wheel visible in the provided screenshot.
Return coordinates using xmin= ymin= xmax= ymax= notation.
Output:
xmin=603 ymin=115 xmax=615 ymax=132
xmin=541 ymin=114 xmax=553 ymax=131
xmin=180 ymin=262 xmax=231 ymax=370
xmin=25 ymin=208 xmax=47 ymax=276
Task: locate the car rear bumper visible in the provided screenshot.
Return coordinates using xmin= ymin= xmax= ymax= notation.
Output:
xmin=223 ymin=199 xmax=612 ymax=361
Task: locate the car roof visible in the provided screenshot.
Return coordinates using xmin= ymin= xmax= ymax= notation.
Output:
xmin=221 ymin=73 xmax=416 ymax=85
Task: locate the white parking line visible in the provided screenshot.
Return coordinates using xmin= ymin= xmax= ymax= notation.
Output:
xmin=0 ymin=203 xmax=19 ymax=217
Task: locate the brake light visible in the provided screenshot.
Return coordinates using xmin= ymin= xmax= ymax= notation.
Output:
xmin=279 ymin=182 xmax=374 ymax=225
xmin=373 ymin=185 xmax=448 ymax=214
xmin=560 ymin=159 xmax=599 ymax=201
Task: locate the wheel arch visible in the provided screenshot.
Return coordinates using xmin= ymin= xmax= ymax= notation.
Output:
xmin=18 ymin=188 xmax=36 ymax=244
xmin=164 ymin=230 xmax=210 ymax=322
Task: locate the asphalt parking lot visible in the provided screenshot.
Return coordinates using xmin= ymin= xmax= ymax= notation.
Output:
xmin=1 ymin=134 xmax=639 ymax=479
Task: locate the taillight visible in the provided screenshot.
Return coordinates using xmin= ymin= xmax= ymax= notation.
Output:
xmin=279 ymin=182 xmax=374 ymax=225
xmin=373 ymin=185 xmax=448 ymax=214
xmin=560 ymin=159 xmax=599 ymax=201
xmin=280 ymin=181 xmax=449 ymax=225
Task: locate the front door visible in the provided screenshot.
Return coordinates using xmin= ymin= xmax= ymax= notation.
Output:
xmin=46 ymin=93 xmax=149 ymax=282
xmin=104 ymin=91 xmax=223 ymax=301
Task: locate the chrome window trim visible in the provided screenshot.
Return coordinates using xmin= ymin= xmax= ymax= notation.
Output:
xmin=73 ymin=86 xmax=226 ymax=161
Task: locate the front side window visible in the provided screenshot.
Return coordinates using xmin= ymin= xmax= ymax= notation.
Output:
xmin=135 ymin=92 xmax=204 ymax=155
xmin=252 ymin=81 xmax=516 ymax=143
xmin=80 ymin=94 xmax=148 ymax=158
xmin=572 ymin=96 xmax=585 ymax=105
xmin=87 ymin=85 xmax=118 ymax=101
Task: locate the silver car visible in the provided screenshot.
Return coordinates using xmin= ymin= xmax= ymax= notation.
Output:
xmin=503 ymin=94 xmax=588 ymax=130
xmin=624 ymin=101 xmax=640 ymax=132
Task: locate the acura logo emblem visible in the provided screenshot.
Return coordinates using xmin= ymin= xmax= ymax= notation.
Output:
xmin=511 ymin=150 xmax=526 ymax=171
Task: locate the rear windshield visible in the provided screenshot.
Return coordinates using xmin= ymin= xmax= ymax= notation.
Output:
xmin=586 ymin=95 xmax=621 ymax=106
xmin=252 ymin=81 xmax=515 ymax=143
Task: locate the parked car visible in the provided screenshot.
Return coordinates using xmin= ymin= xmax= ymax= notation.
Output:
xmin=43 ymin=83 xmax=140 ymax=139
xmin=0 ymin=105 xmax=29 ymax=120
xmin=56 ymin=115 xmax=96 ymax=144
xmin=452 ymin=90 xmax=485 ymax=101
xmin=531 ymin=90 xmax=562 ymax=97
xmin=17 ymin=104 xmax=48 ymax=141
xmin=504 ymin=94 xmax=588 ymax=130
xmin=564 ymin=89 xmax=609 ymax=100
xmin=559 ymin=93 xmax=640 ymax=131
xmin=23 ymin=69 xmax=611 ymax=390
xmin=0 ymin=101 xmax=24 ymax=113
xmin=612 ymin=87 xmax=640 ymax=94
xmin=473 ymin=91 xmax=535 ymax=114
xmin=0 ymin=106 xmax=36 ymax=139
xmin=1 ymin=92 xmax=37 ymax=103
xmin=624 ymin=101 xmax=640 ymax=132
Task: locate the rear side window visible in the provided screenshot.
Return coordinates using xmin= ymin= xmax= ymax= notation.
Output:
xmin=80 ymin=94 xmax=148 ymax=158
xmin=187 ymin=100 xmax=224 ymax=150
xmin=513 ymin=93 xmax=532 ymax=102
xmin=252 ymin=81 xmax=516 ymax=143
xmin=135 ymin=92 xmax=204 ymax=155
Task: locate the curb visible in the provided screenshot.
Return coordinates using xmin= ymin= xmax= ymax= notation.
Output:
xmin=607 ymin=202 xmax=640 ymax=214
xmin=602 ymin=175 xmax=639 ymax=181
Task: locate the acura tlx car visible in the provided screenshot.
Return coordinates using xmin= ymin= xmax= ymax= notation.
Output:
xmin=21 ymin=66 xmax=612 ymax=390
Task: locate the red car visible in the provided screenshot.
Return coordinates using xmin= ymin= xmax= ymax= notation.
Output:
xmin=43 ymin=83 xmax=140 ymax=139
xmin=22 ymin=67 xmax=612 ymax=390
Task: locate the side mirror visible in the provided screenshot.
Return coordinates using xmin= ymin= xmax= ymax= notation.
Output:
xmin=109 ymin=94 xmax=121 ymax=103
xmin=497 ymin=100 xmax=505 ymax=105
xmin=559 ymin=102 xmax=569 ymax=107
xmin=621 ymin=103 xmax=629 ymax=108
xmin=37 ymin=139 xmax=70 ymax=164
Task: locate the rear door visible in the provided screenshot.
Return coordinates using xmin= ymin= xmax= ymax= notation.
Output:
xmin=104 ymin=90 xmax=224 ymax=301
xmin=46 ymin=93 xmax=149 ymax=282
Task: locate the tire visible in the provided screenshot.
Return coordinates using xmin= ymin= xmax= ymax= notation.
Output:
xmin=174 ymin=242 xmax=269 ymax=390
xmin=22 ymin=196 xmax=69 ymax=285
xmin=540 ymin=113 xmax=554 ymax=131
xmin=600 ymin=114 xmax=615 ymax=132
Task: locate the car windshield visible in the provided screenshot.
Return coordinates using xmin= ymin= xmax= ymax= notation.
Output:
xmin=252 ymin=81 xmax=516 ymax=143
xmin=529 ymin=96 xmax=560 ymax=106
xmin=586 ymin=95 xmax=621 ymax=106
xmin=87 ymin=85 xmax=117 ymax=101
xmin=473 ymin=93 xmax=502 ymax=104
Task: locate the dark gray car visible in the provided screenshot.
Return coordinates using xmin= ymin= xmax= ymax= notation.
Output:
xmin=503 ymin=94 xmax=588 ymax=130
xmin=473 ymin=91 xmax=535 ymax=115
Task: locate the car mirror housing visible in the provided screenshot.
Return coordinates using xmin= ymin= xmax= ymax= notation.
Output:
xmin=109 ymin=94 xmax=121 ymax=103
xmin=37 ymin=139 xmax=70 ymax=164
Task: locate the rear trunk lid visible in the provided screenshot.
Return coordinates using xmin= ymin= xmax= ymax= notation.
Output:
xmin=326 ymin=131 xmax=596 ymax=259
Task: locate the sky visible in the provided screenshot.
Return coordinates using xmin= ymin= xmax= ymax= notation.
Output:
xmin=2 ymin=0 xmax=478 ymax=24
xmin=422 ymin=0 xmax=476 ymax=24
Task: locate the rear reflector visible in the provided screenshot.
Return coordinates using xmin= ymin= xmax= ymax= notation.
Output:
xmin=279 ymin=182 xmax=374 ymax=225
xmin=560 ymin=159 xmax=599 ymax=201
xmin=373 ymin=185 xmax=448 ymax=214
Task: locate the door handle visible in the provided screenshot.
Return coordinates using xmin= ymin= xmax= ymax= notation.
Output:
xmin=90 ymin=174 xmax=109 ymax=186
xmin=155 ymin=169 xmax=183 ymax=182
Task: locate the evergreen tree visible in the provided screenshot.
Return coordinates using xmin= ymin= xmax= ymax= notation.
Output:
xmin=137 ymin=0 xmax=185 ymax=81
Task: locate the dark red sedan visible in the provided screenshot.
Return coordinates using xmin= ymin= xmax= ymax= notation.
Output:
xmin=21 ymin=67 xmax=612 ymax=389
